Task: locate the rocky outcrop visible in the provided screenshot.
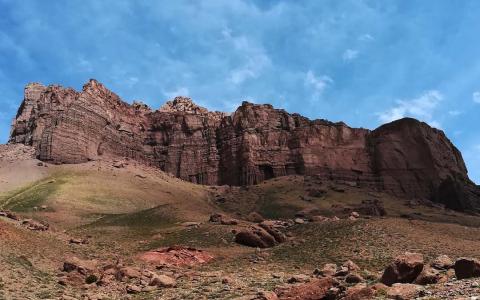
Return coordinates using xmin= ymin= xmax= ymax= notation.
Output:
xmin=9 ymin=80 xmax=480 ymax=211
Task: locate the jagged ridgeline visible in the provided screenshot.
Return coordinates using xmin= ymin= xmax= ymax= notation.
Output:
xmin=9 ymin=79 xmax=480 ymax=211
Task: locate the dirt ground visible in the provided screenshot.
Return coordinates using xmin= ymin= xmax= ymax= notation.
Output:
xmin=1 ymin=145 xmax=480 ymax=299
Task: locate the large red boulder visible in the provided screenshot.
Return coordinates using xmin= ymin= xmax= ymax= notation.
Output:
xmin=380 ymin=252 xmax=424 ymax=286
xmin=454 ymin=257 xmax=480 ymax=279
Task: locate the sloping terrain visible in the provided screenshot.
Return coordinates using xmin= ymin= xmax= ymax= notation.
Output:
xmin=1 ymin=145 xmax=480 ymax=299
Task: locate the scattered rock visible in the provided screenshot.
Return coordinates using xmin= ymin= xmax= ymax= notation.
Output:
xmin=345 ymin=273 xmax=364 ymax=284
xmin=356 ymin=199 xmax=387 ymax=216
xmin=380 ymin=252 xmax=424 ymax=286
xmin=386 ymin=283 xmax=421 ymax=300
xmin=246 ymin=212 xmax=264 ymax=223
xmin=314 ymin=263 xmax=337 ymax=277
xmin=454 ymin=257 xmax=480 ymax=280
xmin=275 ymin=277 xmax=338 ymax=300
xmin=139 ymin=246 xmax=214 ymax=267
xmin=342 ymin=260 xmax=360 ymax=272
xmin=117 ymin=267 xmax=142 ymax=280
xmin=22 ymin=219 xmax=49 ymax=231
xmin=287 ymin=274 xmax=311 ymax=284
xmin=126 ymin=284 xmax=142 ymax=294
xmin=294 ymin=218 xmax=305 ymax=224
xmin=63 ymin=257 xmax=98 ymax=275
xmin=235 ymin=226 xmax=279 ymax=248
xmin=414 ymin=266 xmax=441 ymax=285
xmin=431 ymin=254 xmax=454 ymax=270
xmin=182 ymin=222 xmax=201 ymax=227
xmin=343 ymin=284 xmax=375 ymax=300
xmin=150 ymin=274 xmax=176 ymax=288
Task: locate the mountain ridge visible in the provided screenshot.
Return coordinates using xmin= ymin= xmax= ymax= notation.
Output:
xmin=9 ymin=79 xmax=480 ymax=211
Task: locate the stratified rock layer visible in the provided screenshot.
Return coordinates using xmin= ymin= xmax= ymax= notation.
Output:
xmin=9 ymin=80 xmax=480 ymax=210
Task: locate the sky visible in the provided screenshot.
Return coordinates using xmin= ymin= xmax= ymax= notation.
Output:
xmin=0 ymin=0 xmax=479 ymax=183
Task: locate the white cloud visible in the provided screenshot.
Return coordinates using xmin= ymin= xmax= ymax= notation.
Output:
xmin=473 ymin=91 xmax=480 ymax=103
xmin=77 ymin=57 xmax=93 ymax=72
xmin=305 ymin=70 xmax=333 ymax=96
xmin=342 ymin=49 xmax=359 ymax=61
xmin=227 ymin=35 xmax=271 ymax=85
xmin=163 ymin=87 xmax=190 ymax=99
xmin=377 ymin=90 xmax=443 ymax=128
xmin=448 ymin=110 xmax=462 ymax=116
xmin=358 ymin=34 xmax=374 ymax=42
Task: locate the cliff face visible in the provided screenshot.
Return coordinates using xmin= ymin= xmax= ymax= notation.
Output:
xmin=9 ymin=80 xmax=480 ymax=211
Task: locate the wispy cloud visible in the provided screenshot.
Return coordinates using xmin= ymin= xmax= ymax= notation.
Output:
xmin=448 ymin=110 xmax=462 ymax=116
xmin=473 ymin=91 xmax=480 ymax=103
xmin=342 ymin=49 xmax=359 ymax=61
xmin=377 ymin=90 xmax=443 ymax=128
xmin=227 ymin=35 xmax=271 ymax=85
xmin=305 ymin=70 xmax=333 ymax=96
xmin=358 ymin=34 xmax=374 ymax=42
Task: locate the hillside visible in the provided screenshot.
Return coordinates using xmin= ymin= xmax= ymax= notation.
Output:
xmin=1 ymin=144 xmax=480 ymax=299
xmin=9 ymin=80 xmax=480 ymax=212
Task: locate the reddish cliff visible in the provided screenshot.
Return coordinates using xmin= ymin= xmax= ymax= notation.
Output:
xmin=9 ymin=80 xmax=480 ymax=211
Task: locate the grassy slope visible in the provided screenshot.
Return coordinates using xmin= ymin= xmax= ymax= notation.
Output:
xmin=3 ymin=162 xmax=480 ymax=298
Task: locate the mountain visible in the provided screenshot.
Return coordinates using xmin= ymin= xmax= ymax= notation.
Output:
xmin=9 ymin=79 xmax=480 ymax=212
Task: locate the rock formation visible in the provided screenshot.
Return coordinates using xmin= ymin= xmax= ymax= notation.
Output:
xmin=9 ymin=79 xmax=480 ymax=211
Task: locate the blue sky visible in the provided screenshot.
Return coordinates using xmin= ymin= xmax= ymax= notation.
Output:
xmin=0 ymin=0 xmax=479 ymax=183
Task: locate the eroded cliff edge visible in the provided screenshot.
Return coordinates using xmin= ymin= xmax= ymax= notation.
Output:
xmin=9 ymin=79 xmax=480 ymax=211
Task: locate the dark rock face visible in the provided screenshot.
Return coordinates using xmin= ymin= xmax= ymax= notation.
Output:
xmin=9 ymin=80 xmax=480 ymax=210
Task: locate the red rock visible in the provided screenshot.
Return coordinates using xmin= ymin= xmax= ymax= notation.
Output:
xmin=343 ymin=284 xmax=375 ymax=300
xmin=149 ymin=274 xmax=176 ymax=288
xmin=235 ymin=226 xmax=278 ymax=248
xmin=380 ymin=252 xmax=424 ymax=286
xmin=9 ymin=81 xmax=480 ymax=211
xmin=139 ymin=246 xmax=214 ymax=267
xmin=413 ymin=266 xmax=440 ymax=285
xmin=275 ymin=277 xmax=337 ymax=300
xmin=431 ymin=255 xmax=454 ymax=270
xmin=63 ymin=257 xmax=98 ymax=275
xmin=454 ymin=257 xmax=480 ymax=279
xmin=246 ymin=212 xmax=265 ymax=223
xmin=386 ymin=283 xmax=421 ymax=300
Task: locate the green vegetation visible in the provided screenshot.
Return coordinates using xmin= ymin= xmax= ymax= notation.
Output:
xmin=257 ymin=189 xmax=301 ymax=219
xmin=0 ymin=174 xmax=69 ymax=212
xmin=87 ymin=204 xmax=177 ymax=235
xmin=85 ymin=274 xmax=98 ymax=284
xmin=270 ymin=220 xmax=392 ymax=270
xmin=146 ymin=225 xmax=234 ymax=250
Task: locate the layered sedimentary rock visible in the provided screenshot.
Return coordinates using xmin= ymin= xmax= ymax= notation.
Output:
xmin=9 ymin=79 xmax=480 ymax=210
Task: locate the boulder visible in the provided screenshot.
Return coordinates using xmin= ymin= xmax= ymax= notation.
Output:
xmin=343 ymin=284 xmax=375 ymax=300
xmin=314 ymin=263 xmax=337 ymax=277
xmin=235 ymin=226 xmax=277 ymax=248
xmin=258 ymin=222 xmax=287 ymax=243
xmin=117 ymin=267 xmax=142 ymax=280
xmin=246 ymin=212 xmax=265 ymax=223
xmin=22 ymin=219 xmax=49 ymax=231
xmin=150 ymin=274 xmax=176 ymax=288
xmin=63 ymin=257 xmax=97 ymax=275
xmin=275 ymin=277 xmax=337 ymax=300
xmin=342 ymin=260 xmax=360 ymax=272
xmin=386 ymin=283 xmax=421 ymax=300
xmin=454 ymin=257 xmax=480 ymax=279
xmin=380 ymin=252 xmax=424 ymax=286
xmin=431 ymin=254 xmax=454 ymax=270
xmin=345 ymin=273 xmax=364 ymax=284
xmin=413 ymin=266 xmax=440 ymax=285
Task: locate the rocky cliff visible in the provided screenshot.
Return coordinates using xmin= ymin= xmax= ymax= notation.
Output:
xmin=9 ymin=79 xmax=480 ymax=211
